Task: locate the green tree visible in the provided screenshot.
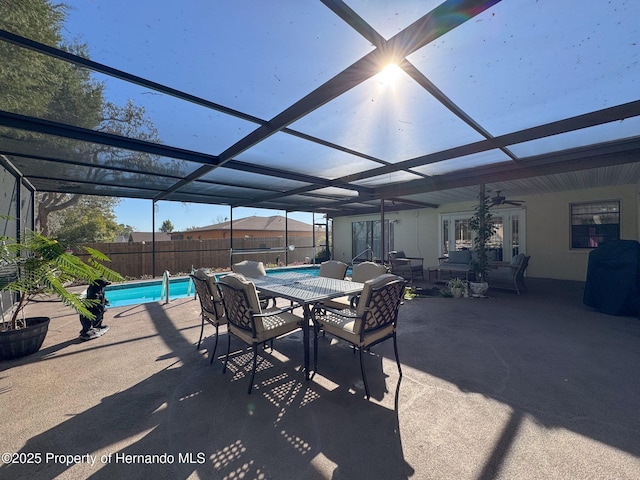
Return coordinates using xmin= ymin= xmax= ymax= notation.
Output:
xmin=1 ymin=1 xmax=181 ymax=239
xmin=0 ymin=0 xmax=71 ymax=117
xmin=116 ymin=223 xmax=136 ymax=239
xmin=0 ymin=1 xmax=104 ymax=131
xmin=160 ymin=220 xmax=174 ymax=233
xmin=47 ymin=196 xmax=121 ymax=247
xmin=35 ymin=100 xmax=161 ymax=234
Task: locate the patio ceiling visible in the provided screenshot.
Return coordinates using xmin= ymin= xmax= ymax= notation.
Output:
xmin=1 ymin=0 xmax=640 ymax=217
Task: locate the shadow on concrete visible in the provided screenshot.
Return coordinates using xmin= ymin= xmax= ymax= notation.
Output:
xmin=1 ymin=277 xmax=639 ymax=478
xmin=0 ymin=298 xmax=413 ymax=479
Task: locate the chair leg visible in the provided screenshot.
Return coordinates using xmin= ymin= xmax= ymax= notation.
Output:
xmin=359 ymin=348 xmax=370 ymax=400
xmin=222 ymin=333 xmax=231 ymax=373
xmin=197 ymin=315 xmax=205 ymax=349
xmin=313 ymin=325 xmax=319 ymax=372
xmin=393 ymin=333 xmax=402 ymax=377
xmin=209 ymin=324 xmax=219 ymax=364
xmin=248 ymin=344 xmax=258 ymax=394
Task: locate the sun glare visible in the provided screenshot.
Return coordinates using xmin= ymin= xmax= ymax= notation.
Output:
xmin=378 ymin=63 xmax=402 ymax=87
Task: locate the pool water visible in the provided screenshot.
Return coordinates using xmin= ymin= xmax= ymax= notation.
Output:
xmin=104 ymin=265 xmax=331 ymax=308
xmin=105 ymin=277 xmax=195 ymax=308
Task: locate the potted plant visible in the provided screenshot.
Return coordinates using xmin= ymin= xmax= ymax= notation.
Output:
xmin=0 ymin=230 xmax=123 ymax=360
xmin=469 ymin=184 xmax=496 ymax=296
xmin=447 ymin=277 xmax=467 ymax=298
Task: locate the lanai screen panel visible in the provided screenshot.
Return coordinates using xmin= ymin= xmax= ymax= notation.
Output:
xmin=1 ymin=0 xmax=639 ymax=213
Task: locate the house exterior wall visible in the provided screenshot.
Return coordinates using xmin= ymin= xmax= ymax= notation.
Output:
xmin=332 ymin=184 xmax=639 ymax=282
xmin=524 ymin=184 xmax=638 ymax=281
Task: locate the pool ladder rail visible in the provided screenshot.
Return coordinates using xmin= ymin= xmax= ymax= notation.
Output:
xmin=351 ymin=246 xmax=375 ymax=266
xmin=161 ymin=269 xmax=197 ymax=304
xmin=161 ymin=270 xmax=170 ymax=304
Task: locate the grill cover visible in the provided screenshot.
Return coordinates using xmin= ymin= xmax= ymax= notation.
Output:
xmin=583 ymin=240 xmax=640 ymax=316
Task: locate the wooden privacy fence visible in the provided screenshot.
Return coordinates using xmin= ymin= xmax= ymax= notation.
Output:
xmin=78 ymin=237 xmax=323 ymax=279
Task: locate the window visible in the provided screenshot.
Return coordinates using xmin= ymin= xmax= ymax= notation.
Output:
xmin=570 ymin=201 xmax=620 ymax=249
xmin=352 ymin=220 xmax=393 ymax=262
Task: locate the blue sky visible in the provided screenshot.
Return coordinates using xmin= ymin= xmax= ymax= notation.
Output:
xmin=114 ymin=200 xmax=232 ymax=232
xmin=59 ymin=1 xmax=640 ymax=232
xmin=61 ymin=1 xmax=330 ymax=232
xmin=115 ymin=200 xmax=314 ymax=232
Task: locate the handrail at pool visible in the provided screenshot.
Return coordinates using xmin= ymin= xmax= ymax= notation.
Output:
xmin=351 ymin=247 xmax=375 ymax=265
xmin=161 ymin=270 xmax=170 ymax=304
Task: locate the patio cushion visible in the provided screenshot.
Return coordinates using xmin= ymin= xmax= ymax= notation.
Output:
xmin=312 ymin=274 xmax=405 ymax=399
xmin=218 ymin=273 xmax=302 ymax=394
xmin=447 ymin=250 xmax=471 ymax=265
xmin=219 ymin=273 xmax=262 ymax=315
xmin=321 ymin=274 xmax=401 ymax=343
xmin=320 ymin=309 xmax=359 ymax=344
xmin=320 ymin=308 xmax=395 ymax=347
xmin=229 ymin=310 xmax=301 ymax=344
xmin=510 ymin=253 xmax=525 ymax=266
xmin=323 ymin=262 xmax=387 ymax=310
xmin=319 ymin=260 xmax=348 ymax=279
xmin=232 ymin=260 xmax=267 ymax=277
xmin=355 ymin=273 xmax=404 ymax=332
xmin=351 ymin=261 xmax=388 ymax=283
xmin=232 ymin=260 xmax=276 ymax=309
xmin=194 ymin=268 xmax=224 ymax=318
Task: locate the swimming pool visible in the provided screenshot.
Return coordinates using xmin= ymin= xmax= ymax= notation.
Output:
xmin=104 ymin=265 xmax=331 ymax=308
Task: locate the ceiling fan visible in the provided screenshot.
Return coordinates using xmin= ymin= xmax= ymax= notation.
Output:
xmin=490 ymin=190 xmax=525 ymax=207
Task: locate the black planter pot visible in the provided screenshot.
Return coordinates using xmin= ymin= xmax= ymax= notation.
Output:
xmin=0 ymin=316 xmax=50 ymax=360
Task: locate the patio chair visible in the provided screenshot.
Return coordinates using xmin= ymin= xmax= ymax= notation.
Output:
xmin=232 ymin=260 xmax=276 ymax=308
xmin=489 ymin=254 xmax=530 ymax=295
xmin=388 ymin=250 xmax=424 ymax=282
xmin=319 ymin=260 xmax=348 ymax=279
xmin=323 ymin=261 xmax=388 ymax=310
xmin=312 ymin=273 xmax=406 ymax=399
xmin=217 ymin=273 xmax=302 ymax=394
xmin=437 ymin=250 xmax=472 ymax=282
xmin=190 ymin=269 xmax=226 ymax=363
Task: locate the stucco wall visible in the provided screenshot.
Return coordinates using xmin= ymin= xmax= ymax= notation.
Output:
xmin=525 ymin=184 xmax=638 ymax=281
xmin=333 ymin=184 xmax=639 ymax=282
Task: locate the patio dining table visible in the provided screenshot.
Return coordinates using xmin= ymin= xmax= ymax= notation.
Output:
xmin=251 ymin=273 xmax=365 ymax=380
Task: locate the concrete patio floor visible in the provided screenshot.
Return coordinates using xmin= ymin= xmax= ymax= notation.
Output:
xmin=1 ymin=278 xmax=639 ymax=479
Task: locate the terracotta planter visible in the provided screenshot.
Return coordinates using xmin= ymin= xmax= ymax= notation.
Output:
xmin=0 ymin=317 xmax=50 ymax=360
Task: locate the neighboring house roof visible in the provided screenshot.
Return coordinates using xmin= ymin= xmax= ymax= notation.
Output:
xmin=178 ymin=215 xmax=315 ymax=233
xmin=129 ymin=232 xmax=172 ymax=242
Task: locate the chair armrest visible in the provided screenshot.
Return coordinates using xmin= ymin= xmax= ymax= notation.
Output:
xmin=255 ymin=303 xmax=301 ymax=318
xmin=493 ymin=264 xmax=518 ymax=272
xmin=393 ymin=257 xmax=410 ymax=263
xmin=312 ymin=303 xmax=358 ymax=320
xmin=490 ymin=261 xmax=511 ymax=267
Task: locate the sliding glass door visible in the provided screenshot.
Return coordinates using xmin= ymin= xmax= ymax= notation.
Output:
xmin=439 ymin=208 xmax=525 ymax=262
xmin=352 ymin=220 xmax=394 ymax=263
